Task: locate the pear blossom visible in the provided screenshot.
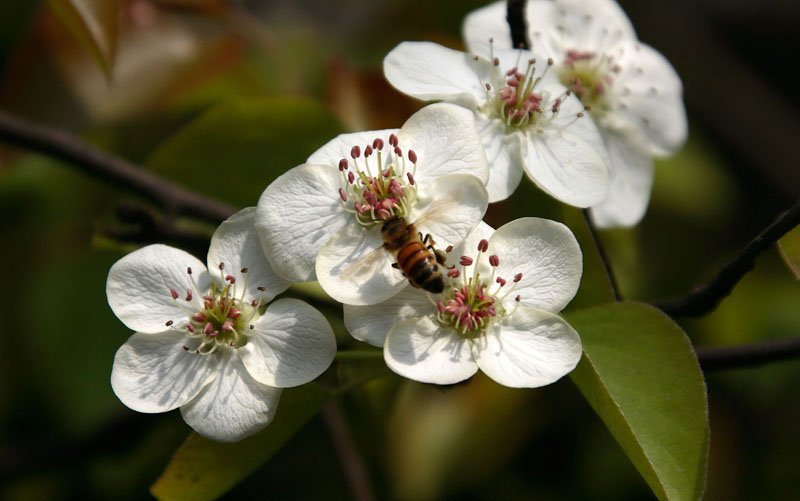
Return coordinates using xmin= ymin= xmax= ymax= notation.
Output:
xmin=463 ymin=0 xmax=688 ymax=227
xmin=383 ymin=40 xmax=610 ymax=206
xmin=344 ymin=218 xmax=583 ymax=387
xmin=256 ymin=103 xmax=490 ymax=306
xmin=107 ymin=208 xmax=336 ymax=443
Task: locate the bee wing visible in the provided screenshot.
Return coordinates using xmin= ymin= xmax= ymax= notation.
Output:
xmin=339 ymin=245 xmax=389 ymax=283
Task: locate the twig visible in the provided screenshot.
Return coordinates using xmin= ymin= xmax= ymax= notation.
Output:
xmin=0 ymin=109 xmax=237 ymax=223
xmin=656 ymin=199 xmax=800 ymax=317
xmin=100 ymin=202 xmax=213 ymax=246
xmin=696 ymin=337 xmax=800 ymax=370
xmin=321 ymin=400 xmax=375 ymax=501
xmin=583 ymin=209 xmax=623 ymax=301
xmin=506 ymin=0 xmax=530 ymax=49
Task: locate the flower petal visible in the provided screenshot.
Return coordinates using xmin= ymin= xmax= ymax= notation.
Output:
xmin=180 ymin=350 xmax=281 ymax=443
xmin=343 ymin=286 xmax=431 ymax=347
xmin=590 ymin=129 xmax=655 ymax=228
xmin=489 ymin=217 xmax=582 ymax=313
xmin=473 ymin=307 xmax=582 ymax=388
xmin=307 ymin=129 xmax=399 ymax=168
xmin=475 ymin=114 xmax=524 ymax=203
xmin=384 ymin=316 xmax=478 ymax=385
xmin=111 ymin=330 xmax=219 ymax=413
xmin=255 ymin=164 xmax=350 ymax=282
xmin=410 ymin=173 xmax=489 ymax=251
xmin=605 ymin=41 xmax=687 ymax=155
xmin=541 ymin=0 xmax=637 ymax=54
xmin=315 ymin=221 xmax=405 ymax=306
xmin=240 ymin=298 xmax=336 ymax=387
xmin=398 ymin=103 xmax=489 ymax=186
xmin=462 ymin=1 xmax=553 ymax=57
xmin=384 ymin=42 xmax=492 ymax=107
xmin=521 ymin=90 xmax=610 ymax=207
xmin=107 ymin=244 xmax=211 ymax=334
xmin=208 ymin=207 xmax=291 ymax=303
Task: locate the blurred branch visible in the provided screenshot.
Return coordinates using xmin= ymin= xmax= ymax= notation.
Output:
xmin=100 ymin=202 xmax=213 ymax=246
xmin=506 ymin=0 xmax=529 ymax=49
xmin=696 ymin=337 xmax=800 ymax=370
xmin=0 ymin=109 xmax=237 ymax=223
xmin=656 ymin=199 xmax=800 ymax=317
xmin=321 ymin=400 xmax=375 ymax=501
xmin=583 ymin=209 xmax=623 ymax=301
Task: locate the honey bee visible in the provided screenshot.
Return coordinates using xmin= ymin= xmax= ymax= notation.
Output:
xmin=381 ymin=217 xmax=446 ymax=293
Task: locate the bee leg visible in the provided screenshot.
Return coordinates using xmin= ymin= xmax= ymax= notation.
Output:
xmin=433 ymin=249 xmax=448 ymax=267
xmin=421 ymin=233 xmax=436 ymax=246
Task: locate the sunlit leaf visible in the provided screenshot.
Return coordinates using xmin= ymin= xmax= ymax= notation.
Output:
xmin=48 ymin=0 xmax=120 ymax=79
xmin=150 ymin=383 xmax=332 ymax=501
xmin=146 ymin=97 xmax=344 ymax=208
xmin=566 ymin=302 xmax=709 ymax=500
xmin=778 ymin=224 xmax=800 ymax=279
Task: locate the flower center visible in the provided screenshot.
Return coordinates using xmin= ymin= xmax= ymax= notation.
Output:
xmin=166 ymin=263 xmax=265 ymax=355
xmin=436 ymin=239 xmax=522 ymax=338
xmin=557 ymin=49 xmax=620 ymax=116
xmin=481 ymin=55 xmax=568 ymax=131
xmin=336 ymin=134 xmax=418 ymax=227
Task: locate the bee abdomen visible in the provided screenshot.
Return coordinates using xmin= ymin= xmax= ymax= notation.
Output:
xmin=396 ymin=243 xmax=444 ymax=293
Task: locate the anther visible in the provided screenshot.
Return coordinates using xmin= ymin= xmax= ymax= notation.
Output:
xmin=187 ymin=267 xmax=193 ymax=275
xmin=222 ymin=320 xmax=234 ymax=332
xmin=348 ymin=172 xmax=355 ymax=183
xmin=496 ymin=277 xmax=507 ymax=287
xmin=437 ymin=300 xmax=446 ymax=313
xmin=203 ymin=323 xmax=214 ymax=335
xmin=170 ymin=289 xmax=179 ymax=300
xmin=485 ymin=83 xmax=491 ymax=90
xmin=250 ymin=324 xmax=254 ymax=330
xmin=407 ymin=172 xmax=415 ymax=185
xmin=478 ymin=239 xmax=489 ymax=252
xmin=373 ymin=138 xmax=384 ymax=150
xmin=447 ymin=268 xmax=461 ymax=278
xmin=460 ymin=256 xmax=474 ymax=266
xmin=515 ymin=295 xmax=521 ymax=302
xmin=408 ymin=150 xmax=417 ymax=163
xmin=389 ymin=134 xmax=398 ymax=147
xmin=187 ymin=324 xmax=195 ymax=333
xmin=584 ymin=105 xmax=591 ymax=111
xmin=338 ymin=159 xmax=348 ymax=171
xmin=514 ymin=273 xmax=523 ymax=282
xmin=185 ymin=289 xmax=193 ymax=301
xmin=165 ymin=320 xmax=174 ymax=327
xmin=251 ymin=300 xmax=258 ymax=306
xmin=493 ymin=57 xmax=499 ymax=66
xmin=226 ymin=275 xmax=236 ymax=284
xmin=445 ymin=245 xmax=453 ymax=253
xmin=218 ymin=262 xmax=224 ymax=270
xmin=547 ymin=58 xmax=554 ymax=65
xmin=183 ymin=346 xmax=190 ymax=351
xmin=241 ymin=267 xmax=248 ymax=273
xmin=394 ymin=146 xmax=402 ymax=157
xmin=489 ymin=255 xmax=499 ymax=266
xmin=257 ymin=286 xmax=265 ymax=291
xmin=577 ymin=112 xmax=584 ymax=118
xmin=350 ymin=145 xmax=361 ymax=159
xmin=192 ymin=312 xmax=206 ymax=322
xmin=364 ymin=145 xmax=373 ymax=157
xmin=228 ymin=308 xmax=241 ymax=318
xmin=339 ymin=188 xmax=348 ymax=202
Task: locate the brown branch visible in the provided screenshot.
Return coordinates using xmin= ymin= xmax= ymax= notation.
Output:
xmin=0 ymin=109 xmax=237 ymax=223
xmin=321 ymin=400 xmax=374 ymax=501
xmin=656 ymin=199 xmax=800 ymax=317
xmin=696 ymin=337 xmax=800 ymax=370
xmin=506 ymin=0 xmax=530 ymax=49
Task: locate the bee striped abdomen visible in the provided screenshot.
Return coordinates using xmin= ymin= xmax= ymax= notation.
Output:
xmin=396 ymin=242 xmax=444 ymax=293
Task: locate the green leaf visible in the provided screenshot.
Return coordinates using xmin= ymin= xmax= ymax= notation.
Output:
xmin=150 ymin=383 xmax=332 ymax=501
xmin=561 ymin=207 xmax=616 ymax=310
xmin=146 ymin=97 xmax=344 ymax=208
xmin=48 ymin=0 xmax=120 ymax=79
xmin=566 ymin=302 xmax=709 ymax=500
xmin=778 ymin=224 xmax=800 ymax=279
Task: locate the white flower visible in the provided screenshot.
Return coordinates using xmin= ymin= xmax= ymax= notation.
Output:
xmin=463 ymin=0 xmax=688 ymax=227
xmin=256 ymin=103 xmax=490 ymax=306
xmin=344 ymin=218 xmax=583 ymax=387
xmin=383 ymin=40 xmax=610 ymax=206
xmin=107 ymin=208 xmax=337 ymax=443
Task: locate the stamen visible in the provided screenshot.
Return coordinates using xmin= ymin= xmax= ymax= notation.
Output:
xmin=170 ymin=289 xmax=179 ymax=300
xmin=489 ymin=255 xmax=499 ymax=267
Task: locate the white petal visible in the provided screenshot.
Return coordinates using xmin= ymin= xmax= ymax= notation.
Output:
xmin=489 ymin=218 xmax=582 ymax=313
xmin=111 ymin=330 xmax=219 ymax=413
xmin=462 ymin=1 xmax=554 ymax=57
xmin=208 ymin=207 xmax=290 ymax=302
xmin=384 ymin=316 xmax=478 ymax=385
xmin=604 ymin=41 xmax=687 ymax=155
xmin=315 ymin=222 xmax=406 ymax=306
xmin=107 ymin=244 xmax=212 ymax=334
xmin=590 ymin=129 xmax=655 ymax=228
xmin=542 ymin=0 xmax=636 ymax=54
xmin=180 ymin=350 xmax=281 ymax=443
xmin=398 ymin=103 xmax=489 ymax=186
xmin=521 ymin=92 xmax=610 ymax=207
xmin=410 ymin=173 xmax=489 ymax=250
xmin=475 ymin=114 xmax=524 ymax=203
xmin=307 ymin=128 xmax=399 ymax=167
xmin=255 ymin=164 xmax=350 ymax=282
xmin=384 ymin=42 xmax=492 ymax=107
xmin=240 ymin=298 xmax=336 ymax=387
xmin=473 ymin=307 xmax=582 ymax=388
xmin=343 ymin=287 xmax=432 ymax=347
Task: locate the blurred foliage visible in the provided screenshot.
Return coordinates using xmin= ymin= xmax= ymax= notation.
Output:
xmin=778 ymin=225 xmax=800 ymax=280
xmin=1 ymin=0 xmax=800 ymax=500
